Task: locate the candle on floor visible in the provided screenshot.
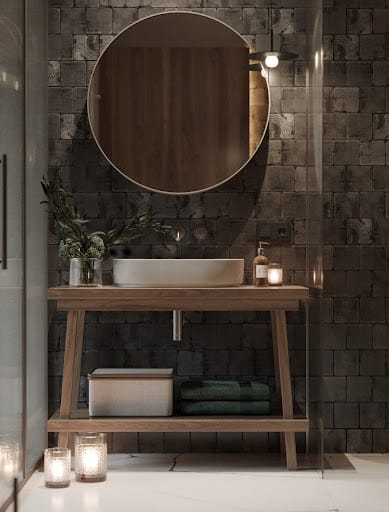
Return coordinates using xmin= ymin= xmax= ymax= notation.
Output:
xmin=267 ymin=263 xmax=283 ymax=286
xmin=44 ymin=448 xmax=71 ymax=488
xmin=75 ymin=433 xmax=107 ymax=483
xmin=0 ymin=441 xmax=20 ymax=480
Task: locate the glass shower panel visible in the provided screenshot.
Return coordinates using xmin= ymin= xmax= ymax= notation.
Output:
xmin=305 ymin=0 xmax=323 ymax=472
xmin=0 ymin=0 xmax=24 ymax=506
xmin=24 ymin=0 xmax=47 ymax=475
xmin=260 ymin=0 xmax=323 ymax=470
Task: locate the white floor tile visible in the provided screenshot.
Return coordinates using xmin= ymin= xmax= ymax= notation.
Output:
xmin=7 ymin=453 xmax=389 ymax=512
xmin=13 ymin=470 xmax=335 ymax=512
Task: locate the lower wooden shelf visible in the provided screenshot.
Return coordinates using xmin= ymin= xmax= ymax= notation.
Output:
xmin=48 ymin=409 xmax=309 ymax=434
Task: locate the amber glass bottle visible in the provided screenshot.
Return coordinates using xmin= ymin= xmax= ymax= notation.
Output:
xmin=252 ymin=241 xmax=269 ymax=286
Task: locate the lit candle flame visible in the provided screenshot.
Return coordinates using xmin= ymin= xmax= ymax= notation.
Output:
xmin=82 ymin=447 xmax=100 ymax=476
xmin=268 ymin=268 xmax=283 ymax=285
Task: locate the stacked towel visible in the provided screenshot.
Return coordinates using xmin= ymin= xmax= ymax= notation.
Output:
xmin=181 ymin=400 xmax=270 ymax=415
xmin=180 ymin=380 xmax=270 ymax=416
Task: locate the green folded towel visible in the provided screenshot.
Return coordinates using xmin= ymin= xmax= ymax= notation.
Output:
xmin=181 ymin=400 xmax=270 ymax=416
xmin=180 ymin=380 xmax=270 ymax=401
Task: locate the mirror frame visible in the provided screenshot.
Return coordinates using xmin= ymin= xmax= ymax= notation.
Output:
xmin=87 ymin=11 xmax=270 ymax=195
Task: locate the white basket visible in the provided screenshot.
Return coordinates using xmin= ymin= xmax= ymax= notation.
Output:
xmin=88 ymin=368 xmax=173 ymax=417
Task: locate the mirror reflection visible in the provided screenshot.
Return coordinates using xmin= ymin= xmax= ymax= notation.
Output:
xmin=88 ymin=12 xmax=269 ymax=194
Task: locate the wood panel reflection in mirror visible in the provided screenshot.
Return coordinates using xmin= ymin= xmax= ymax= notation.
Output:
xmin=88 ymin=12 xmax=270 ymax=195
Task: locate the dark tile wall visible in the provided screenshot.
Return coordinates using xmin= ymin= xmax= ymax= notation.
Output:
xmin=48 ymin=0 xmax=312 ymax=453
xmin=323 ymin=0 xmax=389 ymax=453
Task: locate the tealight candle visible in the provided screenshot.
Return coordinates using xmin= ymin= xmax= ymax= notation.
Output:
xmin=44 ymin=448 xmax=71 ymax=488
xmin=75 ymin=433 xmax=107 ymax=483
xmin=267 ymin=263 xmax=283 ymax=286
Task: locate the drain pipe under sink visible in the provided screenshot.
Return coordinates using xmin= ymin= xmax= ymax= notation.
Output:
xmin=173 ymin=310 xmax=182 ymax=341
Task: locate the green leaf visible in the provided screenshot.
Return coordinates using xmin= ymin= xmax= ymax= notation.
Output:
xmin=41 ymin=174 xmax=171 ymax=257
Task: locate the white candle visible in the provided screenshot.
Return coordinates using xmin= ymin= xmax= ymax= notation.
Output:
xmin=75 ymin=433 xmax=107 ymax=483
xmin=81 ymin=447 xmax=100 ymax=476
xmin=51 ymin=460 xmax=65 ymax=481
xmin=3 ymin=458 xmax=17 ymax=479
xmin=268 ymin=265 xmax=283 ymax=286
xmin=44 ymin=448 xmax=71 ymax=488
xmin=0 ymin=442 xmax=20 ymax=479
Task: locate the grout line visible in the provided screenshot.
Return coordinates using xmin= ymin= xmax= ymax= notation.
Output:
xmin=169 ymin=453 xmax=182 ymax=472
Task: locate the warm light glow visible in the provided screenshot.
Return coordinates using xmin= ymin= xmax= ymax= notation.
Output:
xmin=81 ymin=447 xmax=100 ymax=476
xmin=3 ymin=458 xmax=18 ymax=479
xmin=264 ymin=55 xmax=279 ymax=68
xmin=268 ymin=266 xmax=283 ymax=286
xmin=83 ymin=491 xmax=99 ymax=509
xmin=51 ymin=495 xmax=65 ymax=512
xmin=0 ymin=442 xmax=20 ymax=479
xmin=314 ymin=51 xmax=320 ymax=70
xmin=44 ymin=448 xmax=71 ymax=488
xmin=75 ymin=433 xmax=107 ymax=482
xmin=50 ymin=460 xmax=65 ymax=481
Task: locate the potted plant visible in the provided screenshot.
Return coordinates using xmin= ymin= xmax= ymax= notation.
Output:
xmin=41 ymin=175 xmax=170 ymax=286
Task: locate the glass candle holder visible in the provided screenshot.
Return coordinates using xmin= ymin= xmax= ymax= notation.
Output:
xmin=0 ymin=441 xmax=20 ymax=481
xmin=75 ymin=433 xmax=107 ymax=483
xmin=44 ymin=448 xmax=71 ymax=488
xmin=267 ymin=263 xmax=283 ymax=286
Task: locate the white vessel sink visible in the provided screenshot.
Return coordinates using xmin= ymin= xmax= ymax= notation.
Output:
xmin=113 ymin=259 xmax=244 ymax=288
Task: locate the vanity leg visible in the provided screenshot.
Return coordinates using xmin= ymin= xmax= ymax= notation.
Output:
xmin=271 ymin=312 xmax=285 ymax=456
xmin=71 ymin=311 xmax=85 ymax=410
xmin=271 ymin=310 xmax=297 ymax=471
xmin=58 ymin=310 xmax=85 ymax=449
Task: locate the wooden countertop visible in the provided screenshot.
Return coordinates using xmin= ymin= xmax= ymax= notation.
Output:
xmin=48 ymin=285 xmax=309 ymax=312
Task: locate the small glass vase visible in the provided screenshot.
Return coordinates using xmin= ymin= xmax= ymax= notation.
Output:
xmin=69 ymin=258 xmax=102 ymax=287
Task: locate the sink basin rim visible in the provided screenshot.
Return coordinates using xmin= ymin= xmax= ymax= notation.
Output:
xmin=112 ymin=258 xmax=244 ymax=262
xmin=112 ymin=258 xmax=245 ymax=288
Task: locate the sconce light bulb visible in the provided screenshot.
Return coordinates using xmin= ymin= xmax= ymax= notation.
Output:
xmin=264 ymin=55 xmax=279 ymax=68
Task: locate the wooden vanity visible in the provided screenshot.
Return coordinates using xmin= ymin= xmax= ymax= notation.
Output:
xmin=48 ymin=285 xmax=309 ymax=470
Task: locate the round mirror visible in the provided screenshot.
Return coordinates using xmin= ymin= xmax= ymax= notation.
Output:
xmin=88 ymin=12 xmax=269 ymax=195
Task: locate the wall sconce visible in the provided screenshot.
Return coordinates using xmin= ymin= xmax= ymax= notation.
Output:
xmin=44 ymin=448 xmax=71 ymax=488
xmin=249 ymin=0 xmax=297 ymax=69
xmin=75 ymin=433 xmax=107 ymax=483
xmin=268 ymin=263 xmax=283 ymax=286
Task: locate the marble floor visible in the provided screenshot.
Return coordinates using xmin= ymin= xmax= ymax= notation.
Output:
xmin=7 ymin=453 xmax=389 ymax=512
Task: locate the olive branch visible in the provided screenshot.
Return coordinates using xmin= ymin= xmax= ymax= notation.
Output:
xmin=41 ymin=174 xmax=171 ymax=260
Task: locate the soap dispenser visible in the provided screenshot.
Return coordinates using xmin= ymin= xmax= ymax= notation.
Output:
xmin=253 ymin=241 xmax=270 ymax=287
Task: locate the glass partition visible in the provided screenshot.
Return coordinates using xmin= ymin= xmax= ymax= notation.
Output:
xmin=0 ymin=0 xmax=24 ymax=506
xmin=258 ymin=0 xmax=323 ymax=470
xmin=306 ymin=0 xmax=324 ymax=473
xmin=25 ymin=0 xmax=48 ymax=475
xmin=0 ymin=0 xmax=47 ymax=508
